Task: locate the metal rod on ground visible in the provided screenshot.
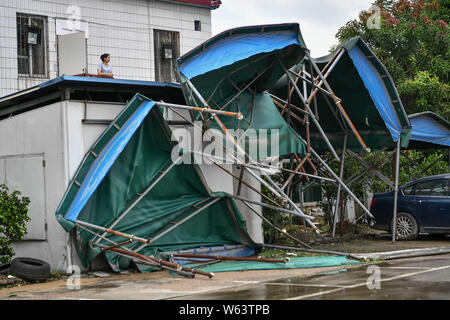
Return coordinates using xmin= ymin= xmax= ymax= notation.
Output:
xmin=392 ymin=139 xmax=401 ymax=243
xmin=156 ymin=101 xmax=243 ymax=119
xmin=95 ymin=243 xmax=214 ymax=279
xmin=262 ymin=244 xmax=351 ymax=257
xmin=92 ymin=243 xmax=196 ymax=278
xmin=239 ymin=199 xmax=312 ymax=249
xmin=171 ymin=253 xmax=289 ymax=264
xmin=171 ymin=257 xmax=222 ymax=268
xmin=332 ymin=134 xmax=347 ymax=238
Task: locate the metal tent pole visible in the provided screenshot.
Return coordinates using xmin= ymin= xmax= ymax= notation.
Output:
xmin=308 ymin=145 xmax=374 ymax=219
xmin=156 ymin=101 xmax=243 ymax=120
xmin=332 ymin=134 xmax=347 ymax=238
xmin=230 ymin=194 xmax=314 ymax=220
xmin=304 ymin=51 xmax=371 ymax=154
xmin=279 ymin=59 xmax=340 ymax=162
xmin=239 ymin=199 xmax=312 ymax=248
xmin=75 ymin=220 xmax=149 ymax=244
xmin=392 ymin=139 xmax=401 ymax=243
xmin=243 ymin=165 xmax=319 ymax=231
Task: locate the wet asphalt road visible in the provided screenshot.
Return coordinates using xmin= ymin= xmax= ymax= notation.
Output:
xmin=171 ymin=253 xmax=450 ymax=300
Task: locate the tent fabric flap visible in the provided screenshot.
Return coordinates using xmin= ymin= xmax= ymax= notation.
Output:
xmin=55 ymin=93 xmax=257 ymax=270
xmin=408 ymin=112 xmax=450 ymax=148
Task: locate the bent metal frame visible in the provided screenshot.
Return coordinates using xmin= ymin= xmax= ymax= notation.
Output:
xmin=65 ymin=30 xmax=409 ymax=276
xmin=170 ymin=43 xmax=382 ymax=246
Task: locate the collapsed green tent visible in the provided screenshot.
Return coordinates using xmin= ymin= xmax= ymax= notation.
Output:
xmin=55 ymin=94 xmax=257 ymax=271
xmin=271 ymin=36 xmax=412 ymax=153
xmin=176 ymin=23 xmax=308 ymax=160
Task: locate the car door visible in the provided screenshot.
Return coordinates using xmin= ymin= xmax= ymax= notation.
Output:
xmin=406 ymin=178 xmax=450 ymax=231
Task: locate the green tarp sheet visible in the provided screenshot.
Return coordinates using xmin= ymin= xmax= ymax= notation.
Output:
xmin=55 ymin=94 xmax=257 ymax=271
xmin=189 ymin=256 xmax=361 ymax=273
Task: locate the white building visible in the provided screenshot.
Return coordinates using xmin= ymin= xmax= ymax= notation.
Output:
xmin=0 ymin=0 xmax=259 ymax=273
xmin=0 ymin=0 xmax=219 ymax=97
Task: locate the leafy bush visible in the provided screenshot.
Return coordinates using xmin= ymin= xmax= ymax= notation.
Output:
xmin=0 ymin=184 xmax=31 ymax=264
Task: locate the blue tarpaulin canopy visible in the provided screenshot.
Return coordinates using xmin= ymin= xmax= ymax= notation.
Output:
xmin=271 ymin=37 xmax=412 ymax=153
xmin=408 ymin=112 xmax=450 ymax=149
xmin=176 ymin=23 xmax=308 ymax=159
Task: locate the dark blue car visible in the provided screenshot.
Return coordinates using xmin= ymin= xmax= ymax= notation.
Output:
xmin=370 ymin=174 xmax=450 ymax=240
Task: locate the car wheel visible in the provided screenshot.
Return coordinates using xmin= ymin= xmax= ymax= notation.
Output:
xmin=392 ymin=212 xmax=418 ymax=241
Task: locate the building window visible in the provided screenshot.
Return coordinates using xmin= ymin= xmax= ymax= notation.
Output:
xmin=17 ymin=13 xmax=48 ymax=78
xmin=194 ymin=20 xmax=201 ymax=31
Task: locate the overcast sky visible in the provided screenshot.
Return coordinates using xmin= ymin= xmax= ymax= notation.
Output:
xmin=211 ymin=0 xmax=375 ymax=57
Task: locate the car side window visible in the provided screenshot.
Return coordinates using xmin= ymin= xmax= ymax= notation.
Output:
xmin=414 ymin=179 xmax=448 ymax=197
xmin=402 ymin=184 xmax=415 ymax=196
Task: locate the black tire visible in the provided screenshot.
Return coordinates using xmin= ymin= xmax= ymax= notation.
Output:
xmin=0 ymin=262 xmax=11 ymax=275
xmin=10 ymin=257 xmax=51 ymax=282
xmin=392 ymin=212 xmax=418 ymax=241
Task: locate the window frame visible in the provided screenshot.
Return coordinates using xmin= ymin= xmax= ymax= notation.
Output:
xmin=16 ymin=12 xmax=49 ymax=79
xmin=402 ymin=178 xmax=450 ymax=197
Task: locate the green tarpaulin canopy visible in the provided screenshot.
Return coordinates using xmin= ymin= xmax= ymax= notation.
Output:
xmin=177 ymin=23 xmax=308 ymax=159
xmin=271 ymin=37 xmax=412 ymax=153
xmin=55 ymin=94 xmax=257 ymax=271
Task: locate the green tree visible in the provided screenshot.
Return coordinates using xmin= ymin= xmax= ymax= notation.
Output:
xmin=318 ymin=0 xmax=450 ymax=231
xmin=0 ymin=184 xmax=31 ymax=264
xmin=336 ymin=0 xmax=449 ymax=118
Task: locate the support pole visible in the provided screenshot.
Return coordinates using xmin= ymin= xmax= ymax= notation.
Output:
xmin=230 ymin=194 xmax=314 ymax=220
xmin=392 ymin=139 xmax=401 ymax=243
xmin=75 ymin=220 xmax=149 ymax=244
xmin=309 ymin=145 xmax=374 ymax=219
xmin=244 ymin=166 xmax=319 ymax=231
xmin=239 ymin=199 xmax=312 ymax=248
xmin=305 ymin=51 xmax=371 ymax=153
xmin=279 ymin=60 xmax=340 ymax=162
xmin=332 ymin=134 xmax=347 ymax=238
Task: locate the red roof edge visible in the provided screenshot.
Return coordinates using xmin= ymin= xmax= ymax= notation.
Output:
xmin=163 ymin=0 xmax=222 ymax=9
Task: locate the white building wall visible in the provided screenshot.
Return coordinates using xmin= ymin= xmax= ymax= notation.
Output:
xmin=0 ymin=0 xmax=212 ymax=96
xmin=0 ymin=100 xmax=127 ymax=271
xmin=0 ymin=102 xmax=68 ymax=270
